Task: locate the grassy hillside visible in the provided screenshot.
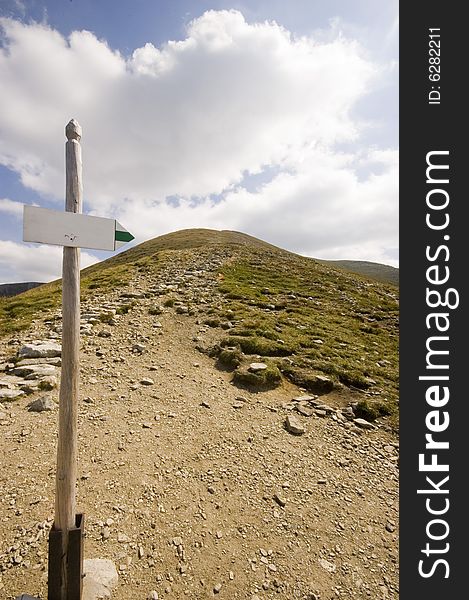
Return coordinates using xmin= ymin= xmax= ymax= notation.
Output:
xmin=209 ymin=245 xmax=398 ymax=421
xmin=0 ymin=230 xmax=266 ymax=335
xmin=0 ymin=229 xmax=398 ymax=424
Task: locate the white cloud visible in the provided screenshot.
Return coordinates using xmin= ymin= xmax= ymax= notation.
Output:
xmin=0 ymin=9 xmax=398 ymax=279
xmin=0 ymin=11 xmax=375 ymax=200
xmin=0 ymin=197 xmax=25 ymax=217
xmin=114 ymin=147 xmax=398 ymax=266
xmin=0 ymin=240 xmax=98 ymax=283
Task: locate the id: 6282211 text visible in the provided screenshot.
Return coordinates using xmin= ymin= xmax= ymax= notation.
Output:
xmin=428 ymin=28 xmax=441 ymax=105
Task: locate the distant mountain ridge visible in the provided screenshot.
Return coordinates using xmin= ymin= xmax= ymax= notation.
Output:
xmin=318 ymin=259 xmax=399 ymax=286
xmin=0 ymin=231 xmax=398 ymax=299
xmin=0 ymin=282 xmax=43 ymax=297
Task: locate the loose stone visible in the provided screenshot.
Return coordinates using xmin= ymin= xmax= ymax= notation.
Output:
xmin=285 ymin=415 xmax=305 ymax=435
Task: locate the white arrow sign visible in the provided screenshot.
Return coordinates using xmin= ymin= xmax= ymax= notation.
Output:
xmin=23 ymin=205 xmax=134 ymax=251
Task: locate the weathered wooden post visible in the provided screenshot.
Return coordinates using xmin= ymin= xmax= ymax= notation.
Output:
xmin=57 ymin=118 xmax=82 ymax=535
xmin=21 ymin=120 xmax=133 ymax=600
xmin=48 ymin=119 xmax=85 ymax=600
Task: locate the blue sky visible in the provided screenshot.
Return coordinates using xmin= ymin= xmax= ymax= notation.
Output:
xmin=0 ymin=0 xmax=398 ymax=283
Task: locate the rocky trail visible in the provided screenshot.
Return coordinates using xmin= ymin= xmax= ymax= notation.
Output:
xmin=0 ymin=248 xmax=398 ymax=600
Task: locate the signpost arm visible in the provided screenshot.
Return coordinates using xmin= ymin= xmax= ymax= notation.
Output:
xmin=54 ymin=119 xmax=83 ymax=598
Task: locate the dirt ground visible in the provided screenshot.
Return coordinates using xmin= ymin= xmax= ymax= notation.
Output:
xmin=0 ymin=261 xmax=398 ymax=600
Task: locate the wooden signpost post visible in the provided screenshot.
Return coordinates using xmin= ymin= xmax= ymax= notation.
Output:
xmin=22 ymin=119 xmax=134 ymax=600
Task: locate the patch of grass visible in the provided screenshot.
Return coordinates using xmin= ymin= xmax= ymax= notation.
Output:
xmin=280 ymin=365 xmax=335 ymax=394
xmin=81 ymin=263 xmax=132 ymax=295
xmin=227 ymin=329 xmax=256 ymax=337
xmin=116 ymin=302 xmax=136 ymax=315
xmin=38 ymin=379 xmax=56 ymax=391
xmin=135 ymin=256 xmax=154 ymax=273
xmin=233 ymin=362 xmax=282 ymax=389
xmin=354 ymin=399 xmax=392 ymax=421
xmin=217 ymin=348 xmax=243 ymax=370
xmin=204 ymin=318 xmax=221 ymax=328
xmin=337 ymin=371 xmax=373 ymax=389
xmin=217 ymin=248 xmax=399 ymax=424
xmin=99 ymin=312 xmax=115 ymax=324
xmin=0 ymin=281 xmax=62 ymax=336
xmin=221 ymin=336 xmax=294 ymax=357
xmin=0 ymin=254 xmax=145 ymax=337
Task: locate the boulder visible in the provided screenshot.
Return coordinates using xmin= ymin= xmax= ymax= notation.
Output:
xmin=285 ymin=415 xmax=305 ymax=435
xmin=82 ymin=558 xmax=118 ymax=600
xmin=18 ymin=342 xmax=61 ymax=359
xmin=354 ymin=418 xmax=375 ymax=430
xmin=11 ymin=364 xmax=57 ymax=379
xmin=28 ymin=396 xmax=57 ymax=412
xmin=0 ymin=389 xmax=24 ymax=401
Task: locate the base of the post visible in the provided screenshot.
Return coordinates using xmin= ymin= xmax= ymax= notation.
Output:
xmin=48 ymin=513 xmax=85 ymax=600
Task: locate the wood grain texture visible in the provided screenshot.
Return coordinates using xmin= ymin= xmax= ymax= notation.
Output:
xmin=54 ymin=120 xmax=83 ymax=599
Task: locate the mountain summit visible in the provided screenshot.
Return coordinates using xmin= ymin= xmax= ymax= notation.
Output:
xmin=1 ymin=229 xmax=399 ymax=418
